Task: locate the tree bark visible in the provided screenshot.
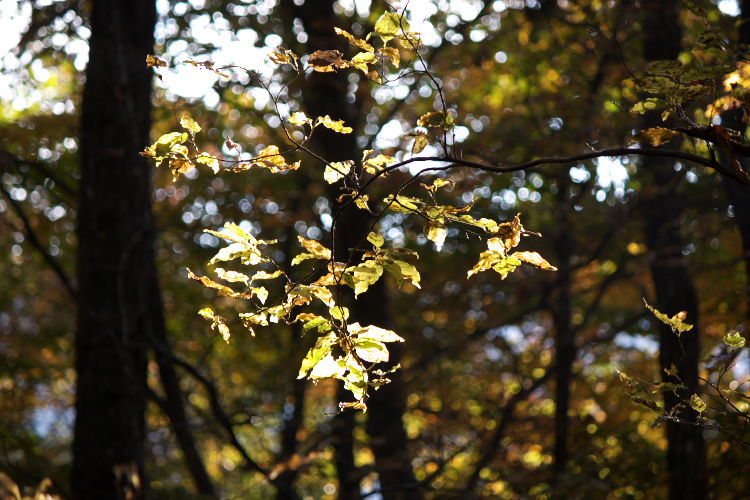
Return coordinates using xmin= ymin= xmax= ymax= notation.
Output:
xmin=641 ymin=3 xmax=708 ymax=499
xmin=550 ymin=176 xmax=574 ymax=489
xmin=73 ymin=1 xmax=156 ymax=498
xmin=276 ymin=3 xmax=422 ymax=498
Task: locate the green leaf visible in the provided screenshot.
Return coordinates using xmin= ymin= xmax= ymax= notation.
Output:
xmin=723 ymin=331 xmax=746 ymax=349
xmin=631 ymin=98 xmax=668 ymax=114
xmin=689 ymin=394 xmax=707 ymax=413
xmin=643 ymin=299 xmax=694 ymax=336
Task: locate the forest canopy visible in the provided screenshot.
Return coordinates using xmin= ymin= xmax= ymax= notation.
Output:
xmin=1 ymin=1 xmax=750 ymax=499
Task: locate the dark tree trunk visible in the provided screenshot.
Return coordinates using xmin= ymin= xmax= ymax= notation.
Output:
xmin=73 ymin=1 xmax=156 ymax=498
xmin=720 ymin=0 xmax=750 ymax=322
xmin=551 ymin=176 xmax=574 ymax=489
xmin=641 ymin=3 xmax=708 ymax=499
xmin=278 ymin=2 xmax=421 ymax=498
xmin=152 ymin=319 xmax=218 ymax=497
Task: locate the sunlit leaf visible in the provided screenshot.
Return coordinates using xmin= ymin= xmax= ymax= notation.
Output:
xmin=316 ymin=115 xmax=353 ymax=134
xmin=417 ymin=110 xmax=454 ymax=130
xmin=367 ymin=232 xmax=385 ymax=248
xmin=371 ymin=11 xmax=408 ymax=42
xmin=334 ymin=27 xmax=374 ymax=52
xmin=347 ymin=259 xmax=384 ymax=296
xmin=512 ymin=251 xmax=557 ymax=271
xmin=195 ymin=153 xmax=220 ymax=173
xmin=425 ymin=222 xmax=447 ymax=251
xmin=324 ymin=160 xmax=354 ymax=183
xmin=723 ymin=331 xmax=746 ymax=349
xmin=380 ymin=46 xmax=400 ymax=67
xmin=643 ymin=298 xmax=694 ymax=336
xmin=308 ymin=49 xmax=349 ymax=72
xmin=628 ymin=127 xmax=680 ymax=146
xmin=146 ymin=54 xmax=167 ymax=68
xmin=689 ymin=394 xmax=707 ymax=413
xmin=180 ymin=115 xmax=201 ymax=134
xmin=288 ymin=111 xmax=312 ymax=126
xmin=292 ymin=236 xmax=332 ymax=265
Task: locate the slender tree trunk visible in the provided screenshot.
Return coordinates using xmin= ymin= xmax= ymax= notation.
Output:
xmin=152 ymin=319 xmax=218 ymax=497
xmin=641 ymin=3 xmax=707 ymax=499
xmin=551 ymin=176 xmax=574 ymax=490
xmin=721 ymin=0 xmax=750 ymax=322
xmin=73 ymin=1 xmax=156 ymax=498
xmin=281 ymin=3 xmax=421 ymax=498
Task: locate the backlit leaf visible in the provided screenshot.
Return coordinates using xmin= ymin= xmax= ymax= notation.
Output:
xmin=425 ymin=222 xmax=447 ymax=251
xmin=513 ymin=251 xmax=557 ymax=271
xmin=334 ymin=27 xmax=374 ymax=52
xmin=316 ymin=115 xmax=353 ymax=134
xmin=643 ymin=298 xmax=694 ymax=336
xmin=628 ymin=127 xmax=680 ymax=146
xmin=288 ymin=111 xmax=312 ymax=126
xmin=324 ymin=161 xmax=353 ymax=183
xmin=347 ymin=259 xmax=384 ymax=296
xmin=723 ymin=331 xmax=746 ymax=349
xmin=367 ymin=232 xmax=385 ymax=248
xmin=689 ymin=394 xmax=707 ymax=413
xmin=308 ymin=50 xmax=349 ymax=72
xmin=417 ymin=110 xmax=454 ymax=130
xmin=180 ymin=115 xmax=201 ymax=133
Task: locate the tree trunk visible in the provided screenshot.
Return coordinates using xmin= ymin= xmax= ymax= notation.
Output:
xmin=720 ymin=0 xmax=750 ymax=322
xmin=281 ymin=3 xmax=421 ymax=498
xmin=73 ymin=1 xmax=156 ymax=498
xmin=551 ymin=176 xmax=574 ymax=490
xmin=641 ymin=3 xmax=708 ymax=499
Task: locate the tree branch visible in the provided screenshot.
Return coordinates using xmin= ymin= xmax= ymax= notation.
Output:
xmin=0 ymin=182 xmax=77 ymax=300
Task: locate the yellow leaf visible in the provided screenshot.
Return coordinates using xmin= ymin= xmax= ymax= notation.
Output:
xmin=195 ymin=153 xmax=220 ymax=173
xmin=512 ymin=251 xmax=557 ymax=271
xmin=417 ymin=110 xmax=454 ymax=130
xmin=334 ymin=27 xmax=374 ymax=52
xmin=425 ymin=222 xmax=447 ymax=251
xmin=316 ymin=115 xmax=353 ymax=134
xmin=217 ymin=322 xmax=231 ymax=342
xmin=288 ymin=111 xmax=312 ymax=126
xmin=349 ymin=51 xmax=378 ymax=74
xmin=355 ymin=195 xmax=371 ymax=211
xmin=180 ymin=115 xmax=201 ymax=133
xmin=628 ymin=127 xmax=680 ymax=146
xmin=324 ymin=160 xmax=354 ymax=183
xmin=380 ymin=47 xmax=400 ymax=67
xmin=146 ymin=54 xmax=167 ymax=68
